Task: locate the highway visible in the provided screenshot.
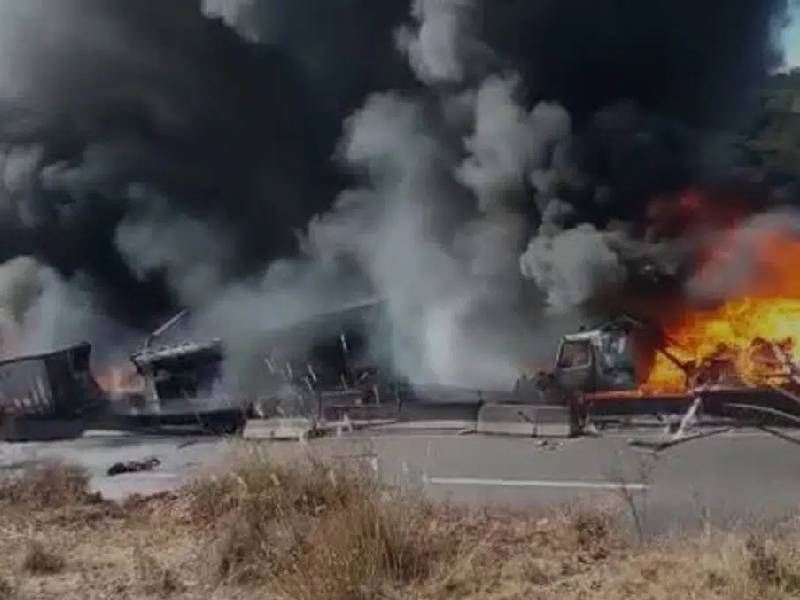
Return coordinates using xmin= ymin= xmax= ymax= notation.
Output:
xmin=2 ymin=427 xmax=800 ymax=535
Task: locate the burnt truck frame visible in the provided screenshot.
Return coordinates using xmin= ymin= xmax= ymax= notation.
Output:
xmin=0 ymin=343 xmax=105 ymax=439
xmin=547 ymin=316 xmax=800 ymax=428
xmin=0 ymin=342 xmax=103 ymax=418
xmin=535 ymin=316 xmax=683 ymax=429
xmin=254 ymin=299 xmax=401 ymax=420
xmin=127 ymin=340 xmax=245 ymax=433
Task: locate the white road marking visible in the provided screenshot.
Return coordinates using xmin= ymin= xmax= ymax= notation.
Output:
xmin=425 ymin=475 xmax=648 ymax=492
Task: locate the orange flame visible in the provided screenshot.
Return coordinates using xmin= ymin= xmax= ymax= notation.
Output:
xmin=95 ymin=367 xmax=145 ymax=394
xmin=643 ymin=230 xmax=800 ymax=393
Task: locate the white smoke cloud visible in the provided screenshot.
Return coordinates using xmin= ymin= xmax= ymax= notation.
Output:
xmin=307 ymin=92 xmax=488 ymax=384
xmin=0 ymin=256 xmax=135 ymax=365
xmin=454 ymin=74 xmax=617 ymax=315
xmin=520 ymin=224 xmax=627 ymax=311
xmin=457 ymin=75 xmax=572 ymax=213
xmin=174 ymin=1 xmax=583 ymax=388
xmin=114 ymin=185 xmax=234 ymax=307
xmin=298 ymin=74 xmax=576 ymax=386
xmin=395 ymin=0 xmax=492 ymax=85
xmin=201 ymin=0 xmax=260 ymax=42
xmin=0 ymin=144 xmax=43 ymax=225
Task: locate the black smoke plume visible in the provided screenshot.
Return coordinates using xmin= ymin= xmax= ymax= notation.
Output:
xmin=0 ymin=0 xmax=790 ymax=385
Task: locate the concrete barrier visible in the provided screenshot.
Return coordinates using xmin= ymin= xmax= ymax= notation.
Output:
xmin=243 ymin=418 xmax=316 ymax=441
xmin=533 ymin=406 xmax=575 ymax=437
xmin=321 ymin=403 xmax=399 ymax=422
xmin=477 ymin=404 xmax=574 ymax=438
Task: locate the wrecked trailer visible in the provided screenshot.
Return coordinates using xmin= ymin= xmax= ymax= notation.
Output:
xmin=253 ymin=300 xmax=521 ymax=424
xmin=130 ymin=340 xmax=225 ymax=404
xmin=0 ymin=343 xmax=105 ymax=440
xmin=125 ymin=340 xmax=245 ymax=433
xmin=253 ymin=299 xmax=399 ymax=419
xmin=109 ymin=301 xmax=393 ymax=430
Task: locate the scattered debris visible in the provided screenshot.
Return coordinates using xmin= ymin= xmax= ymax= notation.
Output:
xmin=107 ymin=457 xmax=161 ymax=477
xmin=726 ymin=403 xmax=800 ymax=427
xmin=534 ymin=439 xmax=562 ymax=450
xmin=628 ymin=427 xmax=734 ymax=453
xmin=755 ymin=425 xmax=800 ymax=447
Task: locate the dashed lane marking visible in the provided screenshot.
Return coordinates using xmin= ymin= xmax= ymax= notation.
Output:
xmin=424 ymin=476 xmax=648 ymax=492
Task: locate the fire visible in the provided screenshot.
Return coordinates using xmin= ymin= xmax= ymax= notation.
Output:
xmin=643 ymin=229 xmax=800 ymax=393
xmin=96 ymin=367 xmax=145 ymax=394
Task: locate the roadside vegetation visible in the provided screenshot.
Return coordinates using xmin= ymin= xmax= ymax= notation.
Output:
xmin=1 ymin=453 xmax=800 ymax=599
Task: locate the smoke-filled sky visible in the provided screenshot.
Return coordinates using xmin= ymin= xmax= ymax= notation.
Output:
xmin=0 ymin=0 xmax=793 ymax=387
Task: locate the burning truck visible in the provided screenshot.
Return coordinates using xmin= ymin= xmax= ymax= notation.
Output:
xmin=531 ymin=227 xmax=800 ymax=430
xmin=8 ymin=216 xmax=800 ymax=438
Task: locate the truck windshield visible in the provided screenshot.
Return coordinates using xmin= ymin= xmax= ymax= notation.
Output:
xmin=557 ymin=341 xmax=592 ymax=369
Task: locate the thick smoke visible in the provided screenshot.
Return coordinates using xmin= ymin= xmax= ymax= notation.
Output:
xmin=0 ymin=0 xmax=352 ymax=327
xmin=115 ymin=185 xmax=235 ymax=307
xmin=0 ymin=0 xmax=788 ymax=390
xmin=0 ymin=256 xmax=134 ymax=364
xmin=304 ymin=87 xmax=530 ymax=386
xmin=686 ymin=208 xmax=800 ymax=303
xmin=521 ymin=225 xmax=626 ymax=311
xmin=395 ymin=0 xmax=493 ymax=86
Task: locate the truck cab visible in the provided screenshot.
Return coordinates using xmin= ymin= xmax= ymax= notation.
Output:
xmin=555 ymin=325 xmax=640 ymax=395
xmin=537 ymin=318 xmax=657 ymax=432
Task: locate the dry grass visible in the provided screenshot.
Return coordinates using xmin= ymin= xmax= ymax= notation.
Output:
xmin=190 ymin=448 xmax=446 ymax=598
xmin=4 ymin=453 xmax=800 ymax=599
xmin=0 ymin=576 xmax=14 ymax=600
xmin=133 ymin=548 xmax=185 ymax=597
xmin=20 ymin=542 xmax=64 ymax=576
xmin=0 ymin=460 xmax=94 ymax=509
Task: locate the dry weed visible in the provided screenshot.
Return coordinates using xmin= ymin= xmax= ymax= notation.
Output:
xmin=0 ymin=460 xmax=94 ymax=509
xmin=744 ymin=533 xmax=800 ymax=595
xmin=0 ymin=576 xmax=14 ymax=600
xmin=421 ymin=503 xmax=628 ymax=599
xmin=12 ymin=454 xmax=800 ymax=600
xmin=133 ymin=547 xmax=185 ymax=597
xmin=190 ymin=452 xmax=451 ymax=598
xmin=20 ymin=540 xmax=65 ymax=575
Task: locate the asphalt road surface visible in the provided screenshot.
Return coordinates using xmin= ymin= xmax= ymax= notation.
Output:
xmin=2 ymin=427 xmax=800 ymax=535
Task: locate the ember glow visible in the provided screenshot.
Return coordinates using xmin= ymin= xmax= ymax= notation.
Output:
xmin=643 ymin=231 xmax=800 ymax=393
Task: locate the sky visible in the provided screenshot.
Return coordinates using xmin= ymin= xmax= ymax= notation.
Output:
xmin=784 ymin=1 xmax=800 ymax=69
